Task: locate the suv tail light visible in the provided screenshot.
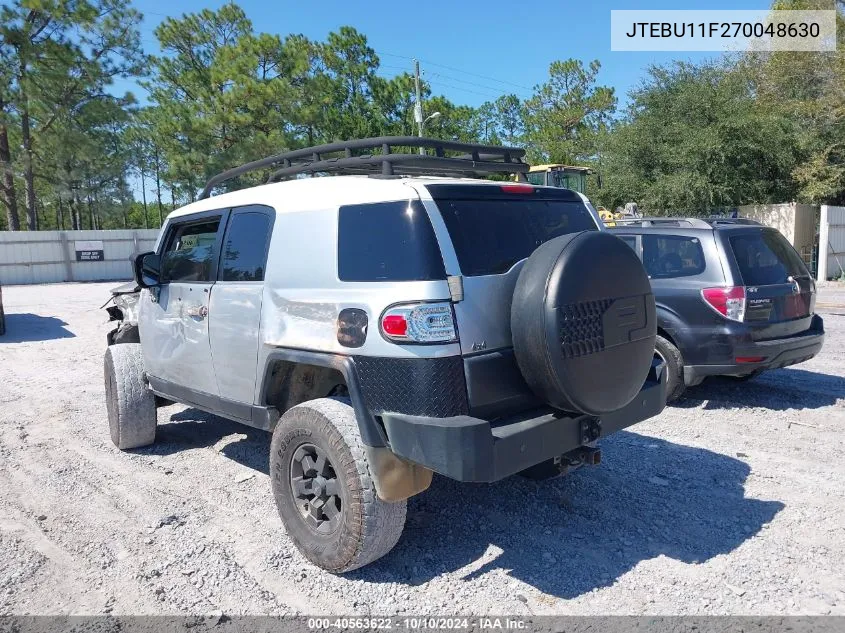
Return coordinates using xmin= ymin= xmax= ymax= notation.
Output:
xmin=701 ymin=286 xmax=746 ymax=322
xmin=380 ymin=302 xmax=458 ymax=343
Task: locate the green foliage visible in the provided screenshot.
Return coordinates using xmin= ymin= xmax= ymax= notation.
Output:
xmin=523 ymin=59 xmax=616 ymax=165
xmin=3 ymin=0 xmax=840 ymax=230
xmin=599 ymin=62 xmax=802 ymax=214
xmin=600 ymin=1 xmax=845 ymax=212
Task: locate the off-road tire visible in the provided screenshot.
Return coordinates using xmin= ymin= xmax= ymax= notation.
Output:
xmin=655 ymin=335 xmax=685 ymax=403
xmin=270 ymin=397 xmax=406 ymax=573
xmin=104 ymin=344 xmax=157 ymax=450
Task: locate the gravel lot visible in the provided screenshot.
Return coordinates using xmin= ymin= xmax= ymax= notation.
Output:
xmin=1 ymin=281 xmax=844 ymax=616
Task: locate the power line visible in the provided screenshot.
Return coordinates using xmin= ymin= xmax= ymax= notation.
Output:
xmin=425 ymin=71 xmax=529 ymax=99
xmin=377 ymin=50 xmax=533 ymax=92
xmin=424 ymin=77 xmax=507 ymax=100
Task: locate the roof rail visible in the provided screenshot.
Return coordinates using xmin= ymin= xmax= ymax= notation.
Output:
xmin=706 ymin=217 xmax=762 ymax=226
xmin=199 ymin=136 xmax=529 ymax=199
xmin=611 ymin=217 xmax=713 ymax=229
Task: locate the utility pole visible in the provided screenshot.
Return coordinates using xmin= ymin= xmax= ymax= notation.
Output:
xmin=414 ymin=59 xmax=425 ymax=155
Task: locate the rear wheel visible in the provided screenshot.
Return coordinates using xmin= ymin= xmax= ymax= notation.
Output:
xmin=270 ymin=398 xmax=406 ymax=573
xmin=655 ymin=335 xmax=685 ymax=403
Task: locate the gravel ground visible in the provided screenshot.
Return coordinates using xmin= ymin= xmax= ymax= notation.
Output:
xmin=1 ymin=281 xmax=844 ymax=616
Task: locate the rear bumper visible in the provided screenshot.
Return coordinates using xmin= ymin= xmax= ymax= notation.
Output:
xmin=380 ymin=359 xmax=667 ymax=483
xmin=684 ymin=315 xmax=824 ymax=384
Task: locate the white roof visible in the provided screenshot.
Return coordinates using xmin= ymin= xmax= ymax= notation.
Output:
xmin=166 ymin=175 xmax=508 ymax=221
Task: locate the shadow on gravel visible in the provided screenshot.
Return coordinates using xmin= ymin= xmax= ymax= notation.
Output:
xmin=146 ymin=408 xmax=782 ymax=601
xmin=348 ymin=431 xmax=783 ymax=600
xmin=150 ymin=408 xmax=270 ymax=473
xmin=0 ymin=313 xmax=75 ymax=343
xmin=675 ymin=367 xmax=845 ymax=411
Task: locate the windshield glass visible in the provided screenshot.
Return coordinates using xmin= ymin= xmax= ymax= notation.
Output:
xmin=548 ymin=170 xmax=586 ymax=193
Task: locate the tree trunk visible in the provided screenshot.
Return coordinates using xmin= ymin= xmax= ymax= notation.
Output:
xmin=93 ymin=190 xmax=102 ymax=230
xmin=140 ymin=167 xmax=149 ymax=229
xmin=57 ymin=197 xmax=64 ymax=230
xmin=153 ymin=146 xmax=163 ymax=226
xmin=0 ymin=119 xmax=20 ymax=231
xmin=19 ymin=70 xmax=37 ymax=231
xmin=71 ymin=192 xmax=81 ymax=230
xmin=87 ymin=194 xmax=95 ymax=230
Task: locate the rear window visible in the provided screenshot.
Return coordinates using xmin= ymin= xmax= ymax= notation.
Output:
xmin=642 ymin=234 xmax=706 ymax=279
xmin=434 ymin=196 xmax=597 ymax=276
xmin=338 ymin=200 xmax=446 ymax=281
xmin=730 ymin=230 xmax=808 ymax=286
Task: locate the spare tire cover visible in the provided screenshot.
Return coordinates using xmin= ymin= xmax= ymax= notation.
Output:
xmin=511 ymin=231 xmax=656 ymax=416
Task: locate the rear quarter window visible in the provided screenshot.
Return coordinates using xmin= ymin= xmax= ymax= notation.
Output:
xmin=642 ymin=234 xmax=706 ymax=279
xmin=338 ymin=200 xmax=446 ymax=282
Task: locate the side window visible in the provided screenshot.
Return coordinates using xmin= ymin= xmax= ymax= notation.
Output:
xmin=160 ymin=218 xmax=222 ymax=283
xmin=642 ymin=234 xmax=706 ymax=279
xmin=338 ymin=200 xmax=446 ymax=282
xmin=220 ymin=210 xmax=272 ymax=281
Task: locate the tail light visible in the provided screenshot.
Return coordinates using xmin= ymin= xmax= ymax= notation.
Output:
xmin=380 ymin=302 xmax=458 ymax=343
xmin=701 ymin=286 xmax=746 ymax=322
xmin=500 ymin=184 xmax=535 ymax=194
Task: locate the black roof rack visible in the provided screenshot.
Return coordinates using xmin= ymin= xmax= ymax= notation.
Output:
xmin=199 ymin=136 xmax=529 ymax=200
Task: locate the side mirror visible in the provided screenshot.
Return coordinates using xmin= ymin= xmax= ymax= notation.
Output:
xmin=134 ymin=251 xmax=161 ymax=288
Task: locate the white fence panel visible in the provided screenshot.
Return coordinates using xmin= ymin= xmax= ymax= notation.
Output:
xmin=819 ymin=205 xmax=845 ymax=281
xmin=0 ymin=229 xmax=160 ymax=285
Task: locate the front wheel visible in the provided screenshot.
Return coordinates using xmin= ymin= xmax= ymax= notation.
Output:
xmin=104 ymin=344 xmax=157 ymax=449
xmin=655 ymin=335 xmax=685 ymax=403
xmin=270 ymin=398 xmax=406 ymax=573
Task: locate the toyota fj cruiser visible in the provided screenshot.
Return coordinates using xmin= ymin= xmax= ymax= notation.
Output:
xmin=103 ymin=137 xmax=667 ymax=572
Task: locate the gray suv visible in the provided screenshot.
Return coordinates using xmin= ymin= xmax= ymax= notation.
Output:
xmin=103 ymin=137 xmax=667 ymax=572
xmin=610 ymin=218 xmax=824 ymax=401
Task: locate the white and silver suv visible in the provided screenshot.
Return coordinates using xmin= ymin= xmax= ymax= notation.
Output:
xmin=103 ymin=137 xmax=667 ymax=572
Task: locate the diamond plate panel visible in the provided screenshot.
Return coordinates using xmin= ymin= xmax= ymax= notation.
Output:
xmin=353 ymin=356 xmax=469 ymax=417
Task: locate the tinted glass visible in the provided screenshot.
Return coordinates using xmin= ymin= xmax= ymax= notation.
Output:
xmin=221 ymin=211 xmax=271 ymax=281
xmin=161 ymin=219 xmax=220 ymax=282
xmin=338 ymin=201 xmax=446 ymax=282
xmin=730 ymin=230 xmax=808 ymax=286
xmin=642 ymin=234 xmax=706 ymax=279
xmin=436 ymin=198 xmax=597 ymax=276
